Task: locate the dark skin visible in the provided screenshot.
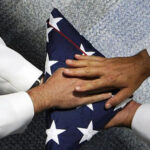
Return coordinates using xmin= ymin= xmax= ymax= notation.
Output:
xmin=64 ymin=50 xmax=150 ymax=108
xmin=105 ymin=100 xmax=140 ymax=128
xmin=28 ymin=68 xmax=112 ymax=113
xmin=63 ymin=49 xmax=150 ymax=127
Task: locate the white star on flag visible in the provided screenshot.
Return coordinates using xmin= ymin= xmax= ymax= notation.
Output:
xmin=76 ymin=104 xmax=93 ymax=111
xmin=87 ymin=104 xmax=94 ymax=111
xmin=45 ymin=54 xmax=58 ymax=75
xmin=47 ymin=14 xmax=63 ymax=42
xmin=78 ymin=121 xmax=98 ymax=144
xmin=46 ymin=120 xmax=66 ymax=145
xmin=49 ymin=14 xmax=63 ymax=31
xmin=80 ymin=44 xmax=95 ymax=56
xmin=114 ymin=97 xmax=132 ymax=111
xmin=46 ymin=27 xmax=53 ymax=42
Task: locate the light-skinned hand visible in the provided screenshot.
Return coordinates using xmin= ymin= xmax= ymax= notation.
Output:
xmin=28 ymin=68 xmax=112 ymax=113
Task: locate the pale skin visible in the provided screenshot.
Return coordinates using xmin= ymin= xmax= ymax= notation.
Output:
xmin=28 ymin=68 xmax=112 ymax=113
xmin=63 ymin=49 xmax=150 ymax=127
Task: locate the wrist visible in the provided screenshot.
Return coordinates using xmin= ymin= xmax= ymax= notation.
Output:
xmin=30 ymin=74 xmax=44 ymax=89
xmin=137 ymin=49 xmax=150 ymax=78
xmin=27 ymin=84 xmax=52 ymax=113
xmin=122 ymin=101 xmax=141 ymax=128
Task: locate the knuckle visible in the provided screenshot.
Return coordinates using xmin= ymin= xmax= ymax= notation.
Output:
xmin=87 ymin=61 xmax=91 ymax=66
xmin=70 ymin=69 xmax=77 ymax=75
xmin=107 ymin=75 xmax=117 ymax=83
xmin=58 ymin=68 xmax=65 ymax=72
xmin=71 ymin=60 xmax=75 ymax=65
xmin=79 ymin=85 xmax=87 ymax=91
xmin=77 ymin=61 xmax=82 ymax=66
xmin=73 ymin=60 xmax=78 ymax=66
xmin=92 ymin=82 xmax=98 ymax=89
xmin=76 ymin=80 xmax=82 ymax=86
xmin=84 ymin=67 xmax=90 ymax=74
xmin=86 ymin=83 xmax=93 ymax=89
xmin=74 ymin=70 xmax=79 ymax=75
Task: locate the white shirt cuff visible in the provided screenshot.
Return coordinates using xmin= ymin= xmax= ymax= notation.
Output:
xmin=147 ymin=49 xmax=150 ymax=56
xmin=146 ymin=49 xmax=150 ymax=86
xmin=0 ymin=44 xmax=42 ymax=92
xmin=0 ymin=38 xmax=6 ymax=46
xmin=131 ymin=103 xmax=150 ymax=143
xmin=0 ymin=92 xmax=34 ymax=139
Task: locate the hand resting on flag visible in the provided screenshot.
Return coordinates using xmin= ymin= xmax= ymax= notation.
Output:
xmin=105 ymin=100 xmax=141 ymax=128
xmin=28 ymin=68 xmax=112 ymax=113
xmin=45 ymin=8 xmax=131 ymax=150
xmin=64 ymin=49 xmax=150 ymax=109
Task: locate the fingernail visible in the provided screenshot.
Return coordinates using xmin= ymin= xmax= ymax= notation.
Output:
xmin=64 ymin=69 xmax=71 ymax=73
xmin=105 ymin=103 xmax=112 ymax=109
xmin=75 ymin=86 xmax=81 ymax=91
xmin=108 ymin=93 xmax=112 ymax=97
xmin=75 ymin=54 xmax=81 ymax=57
xmin=66 ymin=59 xmax=72 ymax=64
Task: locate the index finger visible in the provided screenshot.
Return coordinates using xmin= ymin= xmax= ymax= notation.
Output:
xmin=75 ymin=54 xmax=105 ymax=61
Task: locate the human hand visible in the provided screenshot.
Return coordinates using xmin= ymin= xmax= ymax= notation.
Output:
xmin=28 ymin=68 xmax=112 ymax=113
xmin=105 ymin=100 xmax=141 ymax=128
xmin=64 ymin=49 xmax=150 ymax=109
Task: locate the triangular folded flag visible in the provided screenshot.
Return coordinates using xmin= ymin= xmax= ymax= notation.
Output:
xmin=44 ymin=8 xmax=131 ymax=150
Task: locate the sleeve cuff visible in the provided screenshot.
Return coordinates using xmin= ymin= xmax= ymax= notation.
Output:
xmin=15 ymin=59 xmax=43 ymax=91
xmin=147 ymin=49 xmax=150 ymax=56
xmin=0 ymin=92 xmax=34 ymax=138
xmin=131 ymin=103 xmax=150 ymax=143
xmin=0 ymin=45 xmax=43 ymax=91
xmin=0 ymin=37 xmax=6 ymax=46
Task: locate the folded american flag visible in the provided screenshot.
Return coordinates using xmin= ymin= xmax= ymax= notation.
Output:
xmin=44 ymin=8 xmax=130 ymax=150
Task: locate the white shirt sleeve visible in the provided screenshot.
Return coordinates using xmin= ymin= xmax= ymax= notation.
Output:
xmin=0 ymin=37 xmax=43 ymax=94
xmin=131 ymin=103 xmax=150 ymax=144
xmin=0 ymin=37 xmax=6 ymax=46
xmin=0 ymin=37 xmax=41 ymax=138
xmin=147 ymin=49 xmax=150 ymax=56
xmin=0 ymin=92 xmax=34 ymax=139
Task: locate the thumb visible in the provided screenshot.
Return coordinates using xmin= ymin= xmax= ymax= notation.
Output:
xmin=105 ymin=114 xmax=121 ymax=129
xmin=105 ymin=88 xmax=132 ymax=109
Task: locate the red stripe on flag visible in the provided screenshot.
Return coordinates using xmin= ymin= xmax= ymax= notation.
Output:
xmin=49 ymin=23 xmax=87 ymax=56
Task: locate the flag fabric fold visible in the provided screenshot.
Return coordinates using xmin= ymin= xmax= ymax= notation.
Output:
xmin=44 ymin=8 xmax=125 ymax=150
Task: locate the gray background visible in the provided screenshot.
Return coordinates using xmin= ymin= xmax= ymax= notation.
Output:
xmin=0 ymin=0 xmax=150 ymax=149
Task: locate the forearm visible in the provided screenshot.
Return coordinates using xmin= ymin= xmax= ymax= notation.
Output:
xmin=137 ymin=49 xmax=150 ymax=78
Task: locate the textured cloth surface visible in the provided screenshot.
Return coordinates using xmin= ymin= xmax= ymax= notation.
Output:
xmin=0 ymin=0 xmax=150 ymax=150
xmin=45 ymin=8 xmax=122 ymax=150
